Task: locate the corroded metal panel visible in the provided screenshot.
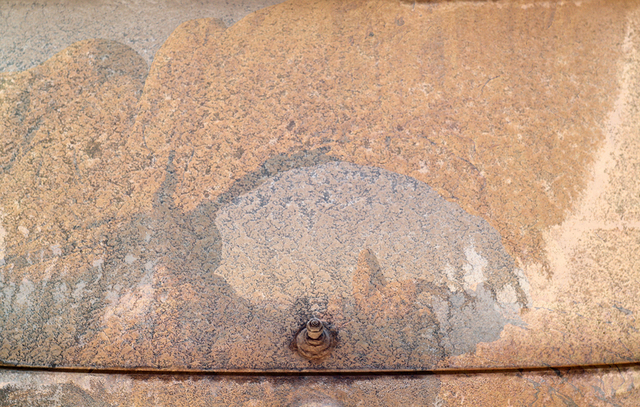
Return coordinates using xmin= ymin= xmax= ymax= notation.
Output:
xmin=0 ymin=0 xmax=639 ymax=378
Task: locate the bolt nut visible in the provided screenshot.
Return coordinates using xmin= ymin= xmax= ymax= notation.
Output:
xmin=294 ymin=318 xmax=334 ymax=360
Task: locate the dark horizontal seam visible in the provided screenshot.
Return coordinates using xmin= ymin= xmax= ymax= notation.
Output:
xmin=0 ymin=361 xmax=639 ymax=377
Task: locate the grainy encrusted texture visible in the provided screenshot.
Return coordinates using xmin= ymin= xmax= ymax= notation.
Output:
xmin=126 ymin=0 xmax=629 ymax=273
xmin=0 ymin=0 xmax=638 ymax=382
xmin=215 ymin=162 xmax=529 ymax=366
xmin=0 ymin=0 xmax=288 ymax=73
xmin=0 ymin=366 xmax=639 ymax=407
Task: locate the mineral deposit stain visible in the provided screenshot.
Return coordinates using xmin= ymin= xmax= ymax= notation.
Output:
xmin=0 ymin=153 xmax=531 ymax=369
xmin=0 ymin=0 xmax=633 ymax=376
xmin=215 ymin=162 xmax=531 ymax=363
xmin=216 ymin=162 xmax=529 ymax=309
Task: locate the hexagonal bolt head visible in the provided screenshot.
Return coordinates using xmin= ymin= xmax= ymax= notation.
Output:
xmin=295 ymin=318 xmax=334 ymax=360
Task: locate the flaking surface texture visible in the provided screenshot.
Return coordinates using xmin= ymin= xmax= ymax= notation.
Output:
xmin=0 ymin=0 xmax=638 ymax=376
xmin=1 ymin=366 xmax=640 ymax=407
xmin=216 ymin=162 xmax=529 ymax=362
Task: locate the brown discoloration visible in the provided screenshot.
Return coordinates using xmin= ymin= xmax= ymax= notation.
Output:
xmin=126 ymin=0 xmax=629 ymax=274
xmin=340 ymin=248 xmax=446 ymax=367
xmin=293 ymin=318 xmax=335 ymax=361
xmin=442 ymin=6 xmax=640 ymax=369
xmin=0 ymin=39 xmax=148 ymax=366
xmin=351 ymin=249 xmax=434 ymax=343
xmin=0 ymin=0 xmax=638 ymax=376
xmin=0 ymin=0 xmax=289 ymax=73
xmin=210 ymin=162 xmax=526 ymax=368
xmin=0 ymin=366 xmax=638 ymax=406
xmin=438 ymin=365 xmax=640 ymax=407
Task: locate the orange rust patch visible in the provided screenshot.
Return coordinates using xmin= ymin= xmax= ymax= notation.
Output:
xmin=127 ymin=0 xmax=628 ymax=271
